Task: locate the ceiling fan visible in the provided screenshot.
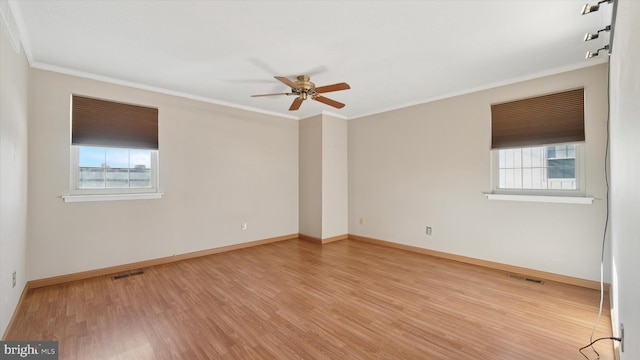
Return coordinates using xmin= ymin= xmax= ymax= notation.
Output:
xmin=251 ymin=75 xmax=350 ymax=111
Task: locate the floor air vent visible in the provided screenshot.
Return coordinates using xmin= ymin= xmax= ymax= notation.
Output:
xmin=112 ymin=270 xmax=144 ymax=280
xmin=507 ymin=273 xmax=544 ymax=285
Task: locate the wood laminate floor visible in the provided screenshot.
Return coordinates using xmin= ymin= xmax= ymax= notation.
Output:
xmin=5 ymin=239 xmax=613 ymax=359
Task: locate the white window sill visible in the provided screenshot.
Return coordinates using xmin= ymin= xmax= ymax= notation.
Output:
xmin=62 ymin=192 xmax=164 ymax=203
xmin=484 ymin=193 xmax=594 ymax=204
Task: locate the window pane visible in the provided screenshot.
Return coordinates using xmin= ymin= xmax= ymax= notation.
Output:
xmin=129 ymin=149 xmax=152 ymax=188
xmin=79 ymin=147 xmax=106 ymax=188
xmin=557 ymin=146 xmax=567 ymax=158
xmin=531 ymin=147 xmax=544 ymax=168
xmin=497 ymin=144 xmax=577 ymax=190
xmin=106 ymin=167 xmax=129 ymax=188
xmin=504 ymin=149 xmax=514 ymax=168
xmin=130 ymin=167 xmax=151 ymax=187
xmin=79 ymin=167 xmax=105 ymax=189
xmin=77 ymin=146 xmax=153 ymax=189
xmin=503 ymin=168 xmax=523 ymax=189
xmin=513 ymin=168 xmax=522 ymax=188
xmin=130 ymin=149 xmax=151 ymax=169
xmin=79 ymin=146 xmax=105 ymax=167
xmin=105 ymin=148 xmax=129 ymax=168
xmin=104 ymin=148 xmax=128 ymax=188
xmin=513 ymin=149 xmax=522 ymax=168
xmin=549 ymin=179 xmax=563 ymax=189
xmin=522 ymin=148 xmax=532 ymax=168
xmin=531 ymin=168 xmax=543 ymax=189
xmin=522 ymin=168 xmax=532 ymax=189
xmin=548 ymin=159 xmax=575 ymax=178
xmin=546 ymin=147 xmax=556 ymax=159
xmin=499 ymin=150 xmax=506 ymax=167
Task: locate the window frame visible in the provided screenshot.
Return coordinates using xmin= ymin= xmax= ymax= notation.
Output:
xmin=491 ymin=142 xmax=586 ymax=197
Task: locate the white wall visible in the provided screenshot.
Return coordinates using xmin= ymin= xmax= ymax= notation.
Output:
xmin=0 ymin=10 xmax=29 ymax=335
xmin=299 ymin=114 xmax=348 ymax=240
xmin=321 ymin=115 xmax=348 ymax=239
xmin=609 ymin=1 xmax=640 ymax=358
xmin=27 ymin=69 xmax=299 ymax=280
xmin=299 ymin=115 xmax=323 ymax=238
xmin=349 ymin=64 xmax=609 ymax=281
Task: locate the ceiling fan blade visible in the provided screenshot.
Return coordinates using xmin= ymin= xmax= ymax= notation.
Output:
xmin=289 ymin=98 xmax=304 ymax=111
xmin=274 ymin=76 xmax=299 ymax=90
xmin=314 ymin=82 xmax=351 ymax=93
xmin=251 ymin=92 xmax=291 ymax=97
xmin=314 ymin=95 xmax=345 ymax=109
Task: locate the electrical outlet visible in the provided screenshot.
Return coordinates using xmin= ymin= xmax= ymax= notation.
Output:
xmin=241 ymin=221 xmax=247 ymax=231
xmin=620 ymin=323 xmax=624 ymax=352
xmin=12 ymin=271 xmax=16 ymax=288
xmin=359 ymin=217 xmax=364 ymax=225
xmin=426 ymin=226 xmax=432 ymax=236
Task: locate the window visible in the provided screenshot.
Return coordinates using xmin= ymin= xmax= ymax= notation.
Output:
xmin=491 ymin=88 xmax=585 ymax=196
xmin=66 ymin=95 xmax=160 ymax=200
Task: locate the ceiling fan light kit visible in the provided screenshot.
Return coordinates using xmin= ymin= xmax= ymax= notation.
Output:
xmin=251 ymin=75 xmax=350 ymax=111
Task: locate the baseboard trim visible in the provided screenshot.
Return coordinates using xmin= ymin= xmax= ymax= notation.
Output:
xmin=348 ymin=234 xmax=606 ymax=291
xmin=298 ymin=233 xmax=322 ymax=244
xmin=28 ymin=233 xmax=299 ymax=289
xmin=1 ymin=282 xmax=31 ymax=340
xmin=322 ymin=234 xmax=348 ymax=244
xmin=299 ymin=233 xmax=348 ymax=244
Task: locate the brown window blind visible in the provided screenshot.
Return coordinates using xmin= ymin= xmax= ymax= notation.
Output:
xmin=72 ymin=95 xmax=158 ymax=149
xmin=491 ymin=88 xmax=584 ymax=149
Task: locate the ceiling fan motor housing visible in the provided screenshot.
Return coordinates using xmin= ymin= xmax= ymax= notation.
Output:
xmin=296 ymin=75 xmax=315 ymax=91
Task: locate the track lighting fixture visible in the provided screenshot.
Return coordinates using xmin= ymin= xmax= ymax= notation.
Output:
xmin=584 ymin=25 xmax=611 ymax=41
xmin=581 ymin=0 xmax=612 ymax=15
xmin=585 ymin=45 xmax=610 ymax=59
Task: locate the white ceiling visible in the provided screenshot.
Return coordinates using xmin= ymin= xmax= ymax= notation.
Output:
xmin=10 ymin=0 xmax=610 ymax=120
